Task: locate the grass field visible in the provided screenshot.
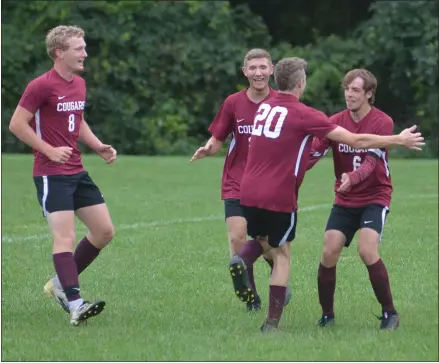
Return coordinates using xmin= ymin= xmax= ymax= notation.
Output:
xmin=1 ymin=154 xmax=438 ymax=361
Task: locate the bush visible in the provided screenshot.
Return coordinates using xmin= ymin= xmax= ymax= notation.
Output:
xmin=1 ymin=1 xmax=271 ymax=155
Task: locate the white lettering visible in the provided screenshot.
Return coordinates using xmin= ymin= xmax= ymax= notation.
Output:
xmin=353 ymin=155 xmax=362 ymax=170
xmin=57 ymin=101 xmax=85 ymax=112
xmin=338 ymin=143 xmax=369 ymax=154
xmin=237 ymin=125 xmax=253 ymax=134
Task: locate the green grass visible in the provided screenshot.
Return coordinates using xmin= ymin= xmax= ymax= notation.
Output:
xmin=1 ymin=154 xmax=438 ymax=361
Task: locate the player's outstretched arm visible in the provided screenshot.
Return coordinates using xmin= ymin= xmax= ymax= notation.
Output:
xmin=79 ymin=116 xmax=117 ymax=164
xmin=326 ymin=125 xmax=424 ymax=150
xmin=190 ymin=136 xmax=223 ymax=162
xmin=9 ymin=106 xmax=72 ymax=163
xmin=307 ymin=137 xmax=331 ymax=170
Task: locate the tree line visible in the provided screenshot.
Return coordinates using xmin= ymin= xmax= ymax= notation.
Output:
xmin=2 ymin=0 xmax=437 ymax=157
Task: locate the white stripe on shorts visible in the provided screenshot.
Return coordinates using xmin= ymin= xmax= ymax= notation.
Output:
xmin=42 ymin=176 xmax=49 ymax=217
xmin=379 ymin=206 xmax=389 ymax=242
xmin=279 ymin=212 xmax=296 ymax=246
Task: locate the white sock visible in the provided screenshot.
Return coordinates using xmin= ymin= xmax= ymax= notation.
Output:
xmin=68 ymin=298 xmax=84 ymax=311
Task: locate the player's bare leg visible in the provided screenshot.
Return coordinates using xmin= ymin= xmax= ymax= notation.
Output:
xmin=44 ymin=211 xmax=76 ymax=314
xmin=226 ymin=216 xmax=247 ymax=256
xmin=74 ymin=203 xmax=115 ymax=275
xmin=317 ymin=230 xmax=345 ymax=327
xmin=255 ymin=241 xmax=290 ymax=302
xmin=227 ymin=216 xmax=262 ymax=310
xmin=45 ymin=211 xmax=105 ymax=326
xmin=227 ymin=220 xmax=258 ymax=307
xmin=358 ymin=228 xmax=399 ymax=330
xmin=264 ymin=248 xmax=292 ymax=306
xmin=260 ymin=242 xmax=290 ymax=332
xmin=227 ymin=219 xmax=291 ymax=311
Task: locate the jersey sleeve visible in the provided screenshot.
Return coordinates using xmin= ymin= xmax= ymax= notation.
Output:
xmin=367 ymin=115 xmax=394 ymax=159
xmin=347 ymin=154 xmax=378 ymax=185
xmin=307 ymin=136 xmax=331 ymax=170
xmin=299 ymin=108 xmax=337 ymax=137
xmin=311 ymin=136 xmax=331 ymax=157
xmin=18 ymin=78 xmax=48 ymax=115
xmin=208 ymin=96 xmax=235 ymax=142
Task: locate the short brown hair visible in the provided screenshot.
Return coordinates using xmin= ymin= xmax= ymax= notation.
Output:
xmin=274 ymin=57 xmax=307 ymax=91
xmin=342 ymin=69 xmax=377 ymax=104
xmin=46 ymin=25 xmax=85 ymax=59
xmin=243 ymin=48 xmax=272 ymax=67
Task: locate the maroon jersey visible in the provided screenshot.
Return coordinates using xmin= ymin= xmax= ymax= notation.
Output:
xmin=208 ymin=88 xmax=277 ymax=200
xmin=240 ymin=93 xmax=337 ymax=213
xmin=310 ymin=107 xmax=393 ymax=208
xmin=18 ymin=68 xmax=86 ymax=177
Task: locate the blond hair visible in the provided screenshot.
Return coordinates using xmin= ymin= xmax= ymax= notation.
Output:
xmin=274 ymin=57 xmax=307 ymax=91
xmin=46 ymin=25 xmax=85 ymax=59
xmin=342 ymin=69 xmax=377 ymax=104
xmin=243 ymin=48 xmax=272 ymax=67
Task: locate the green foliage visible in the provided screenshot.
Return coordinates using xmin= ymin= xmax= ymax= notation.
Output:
xmin=272 ymin=36 xmax=362 ymax=115
xmin=1 ymin=0 xmax=437 ymax=157
xmin=1 ymin=1 xmax=270 ymax=155
xmin=356 ymin=1 xmax=438 ymax=157
xmin=271 ymin=1 xmax=438 ymax=157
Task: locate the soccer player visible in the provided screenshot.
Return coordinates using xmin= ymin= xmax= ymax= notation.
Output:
xmin=8 ymin=25 xmax=116 ymax=326
xmin=235 ymin=57 xmax=423 ymax=332
xmin=307 ymin=69 xmax=401 ymax=330
xmin=190 ymin=49 xmax=291 ymax=311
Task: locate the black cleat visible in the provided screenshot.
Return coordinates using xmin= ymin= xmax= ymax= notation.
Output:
xmin=260 ymin=319 xmax=280 ymax=333
xmin=317 ymin=314 xmax=335 ymax=328
xmin=246 ymin=295 xmax=262 ymax=312
xmin=229 ymin=255 xmax=255 ymax=304
xmin=378 ymin=311 xmax=399 ymax=330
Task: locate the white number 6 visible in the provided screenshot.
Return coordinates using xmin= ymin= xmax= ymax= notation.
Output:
xmin=353 ymin=155 xmax=362 ymax=170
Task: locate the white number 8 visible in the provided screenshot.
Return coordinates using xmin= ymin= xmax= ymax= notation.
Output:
xmin=68 ymin=114 xmax=75 ymax=132
xmin=353 ymin=155 xmax=362 ymax=170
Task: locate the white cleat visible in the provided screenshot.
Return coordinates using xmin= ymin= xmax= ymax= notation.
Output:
xmin=70 ymin=301 xmax=106 ymax=326
xmin=44 ymin=278 xmax=69 ymax=313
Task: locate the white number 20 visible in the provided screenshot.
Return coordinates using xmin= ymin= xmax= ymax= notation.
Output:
xmin=353 ymin=155 xmax=362 ymax=170
xmin=68 ymin=114 xmax=75 ymax=132
xmin=252 ymin=104 xmax=288 ymax=139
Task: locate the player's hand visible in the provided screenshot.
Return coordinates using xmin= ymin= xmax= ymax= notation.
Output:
xmin=47 ymin=146 xmax=73 ymax=164
xmin=399 ymin=125 xmax=425 ymax=151
xmin=337 ymin=172 xmax=352 ymax=193
xmin=96 ymin=144 xmax=117 ymax=164
xmin=190 ymin=145 xmax=211 ymax=162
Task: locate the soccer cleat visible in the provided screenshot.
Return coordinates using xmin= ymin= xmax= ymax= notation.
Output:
xmin=377 ymin=311 xmax=399 ymax=330
xmin=44 ymin=277 xmax=69 ymax=313
xmin=260 ymin=319 xmax=280 ymax=333
xmin=284 ymin=286 xmax=292 ymax=306
xmin=70 ymin=300 xmax=106 ymax=326
xmin=317 ymin=314 xmax=335 ymax=328
xmin=246 ymin=294 xmax=262 ymax=312
xmin=229 ymin=255 xmax=256 ymax=304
